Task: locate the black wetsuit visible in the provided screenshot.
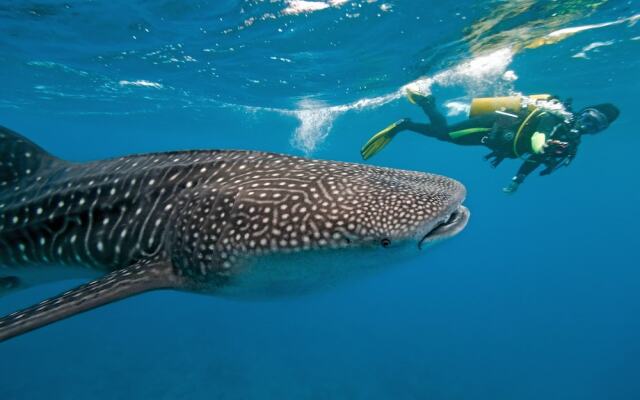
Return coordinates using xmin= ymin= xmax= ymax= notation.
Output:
xmin=404 ymin=100 xmax=580 ymax=184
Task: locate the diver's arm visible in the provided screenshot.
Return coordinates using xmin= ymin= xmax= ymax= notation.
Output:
xmin=515 ymin=157 xmax=543 ymax=183
xmin=540 ymin=143 xmax=578 ymax=175
xmin=503 ymin=156 xmax=543 ymax=193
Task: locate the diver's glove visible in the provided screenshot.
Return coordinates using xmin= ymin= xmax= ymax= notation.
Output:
xmin=502 ymin=175 xmax=524 ymax=194
xmin=360 ymin=118 xmax=410 ymax=160
xmin=544 ymin=139 xmax=569 ymax=156
xmin=502 ymin=181 xmax=519 ymax=194
xmin=483 ymin=151 xmax=505 ymax=168
xmin=539 ymin=167 xmax=553 ymax=176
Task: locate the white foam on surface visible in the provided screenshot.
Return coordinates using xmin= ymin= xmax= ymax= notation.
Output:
xmin=404 ymin=47 xmax=515 ymax=97
xmin=27 ymin=61 xmax=89 ymax=76
xmin=502 ymin=70 xmax=518 ymax=82
xmin=540 ymin=14 xmax=639 ymax=41
xmin=282 ymin=0 xmax=347 ymax=15
xmin=444 ymin=101 xmax=471 ymax=117
xmin=118 ymin=80 xmax=164 ymax=89
xmin=572 ymin=41 xmax=616 ymax=59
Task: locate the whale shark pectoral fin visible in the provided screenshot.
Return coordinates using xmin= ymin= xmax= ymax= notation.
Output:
xmin=0 ymin=258 xmax=180 ymax=342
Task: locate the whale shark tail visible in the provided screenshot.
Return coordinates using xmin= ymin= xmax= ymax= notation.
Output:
xmin=0 ymin=125 xmax=66 ymax=190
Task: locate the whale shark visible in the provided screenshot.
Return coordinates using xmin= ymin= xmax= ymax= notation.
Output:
xmin=0 ymin=125 xmax=469 ymax=341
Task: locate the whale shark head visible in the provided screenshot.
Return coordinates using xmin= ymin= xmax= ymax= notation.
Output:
xmin=338 ymin=166 xmax=469 ymax=250
xmin=230 ymin=162 xmax=468 ymax=250
xmin=193 ymin=159 xmax=470 ymax=296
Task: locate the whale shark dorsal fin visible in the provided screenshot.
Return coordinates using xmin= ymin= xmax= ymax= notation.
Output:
xmin=0 ymin=125 xmax=66 ymax=188
xmin=0 ymin=258 xmax=180 ymax=342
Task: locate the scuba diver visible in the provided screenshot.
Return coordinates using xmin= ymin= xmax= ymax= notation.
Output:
xmin=360 ymin=91 xmax=619 ymax=193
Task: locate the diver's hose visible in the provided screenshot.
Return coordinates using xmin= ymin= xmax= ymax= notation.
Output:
xmin=513 ymin=108 xmax=541 ymax=159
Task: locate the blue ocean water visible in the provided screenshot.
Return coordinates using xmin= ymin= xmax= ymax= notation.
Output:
xmin=1 ymin=0 xmax=639 ymax=398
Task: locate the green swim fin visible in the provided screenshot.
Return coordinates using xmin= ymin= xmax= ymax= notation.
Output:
xmin=360 ymin=119 xmax=407 ymax=160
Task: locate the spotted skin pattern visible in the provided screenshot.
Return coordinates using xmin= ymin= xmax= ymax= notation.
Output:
xmin=0 ymin=126 xmax=469 ymax=341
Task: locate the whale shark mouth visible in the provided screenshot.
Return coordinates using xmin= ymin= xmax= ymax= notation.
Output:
xmin=418 ymin=205 xmax=470 ymax=249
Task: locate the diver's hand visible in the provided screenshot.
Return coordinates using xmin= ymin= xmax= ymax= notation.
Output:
xmin=541 ymin=139 xmax=569 ymax=154
xmin=502 ymin=180 xmax=520 ymax=194
xmin=483 ymin=152 xmax=504 ymax=168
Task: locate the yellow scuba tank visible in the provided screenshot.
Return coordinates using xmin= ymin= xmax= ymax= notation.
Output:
xmin=469 ymin=94 xmax=551 ymax=118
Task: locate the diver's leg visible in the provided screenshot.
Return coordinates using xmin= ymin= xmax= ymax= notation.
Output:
xmin=407 ymin=93 xmax=449 ymax=134
xmin=418 ymin=97 xmax=448 ymax=134
xmin=444 ymin=114 xmax=498 ymax=146
xmin=362 ymin=113 xmax=488 ymax=159
xmin=402 ymin=115 xmax=495 ymax=145
xmin=402 ymin=119 xmax=451 ymax=142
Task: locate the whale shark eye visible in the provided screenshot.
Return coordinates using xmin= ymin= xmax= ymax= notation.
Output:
xmin=381 ymin=238 xmax=391 ymax=248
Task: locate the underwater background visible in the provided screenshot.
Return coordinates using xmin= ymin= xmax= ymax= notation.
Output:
xmin=1 ymin=0 xmax=639 ymax=398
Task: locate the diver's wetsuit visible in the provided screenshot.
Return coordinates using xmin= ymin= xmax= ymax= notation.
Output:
xmin=403 ymin=102 xmax=495 ymax=146
xmin=403 ymin=100 xmax=580 ymax=184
